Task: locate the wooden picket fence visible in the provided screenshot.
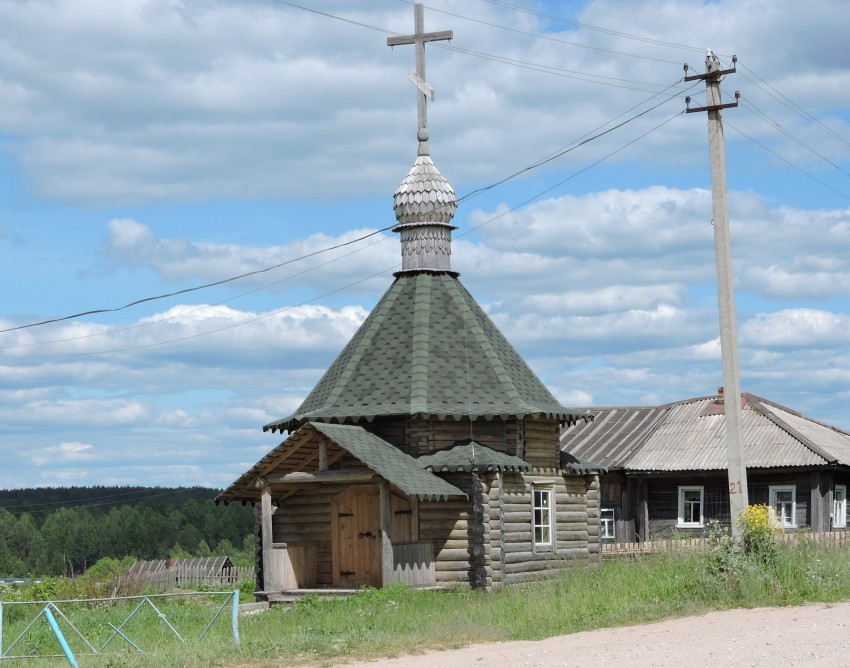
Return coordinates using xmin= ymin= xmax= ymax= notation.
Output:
xmin=602 ymin=530 xmax=850 ymax=557
xmin=126 ymin=565 xmax=254 ymax=592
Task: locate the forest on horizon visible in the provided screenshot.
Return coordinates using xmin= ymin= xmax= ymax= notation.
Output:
xmin=0 ymin=486 xmax=255 ymax=578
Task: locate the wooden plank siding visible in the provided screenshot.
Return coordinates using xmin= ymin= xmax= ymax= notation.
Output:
xmin=613 ymin=470 xmax=850 ymax=542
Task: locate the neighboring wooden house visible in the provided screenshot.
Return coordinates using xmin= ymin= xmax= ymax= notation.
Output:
xmin=217 ymin=6 xmax=601 ymax=594
xmin=560 ymin=391 xmax=850 ymax=544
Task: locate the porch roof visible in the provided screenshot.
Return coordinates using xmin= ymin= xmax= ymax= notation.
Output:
xmin=217 ymin=422 xmax=466 ymax=504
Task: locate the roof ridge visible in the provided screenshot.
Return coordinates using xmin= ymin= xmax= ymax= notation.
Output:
xmin=321 ymin=277 xmax=405 ymax=411
xmin=748 ymin=397 xmax=834 ymax=464
xmin=409 ymin=274 xmax=432 ymax=414
xmin=446 ymin=279 xmax=530 ymax=412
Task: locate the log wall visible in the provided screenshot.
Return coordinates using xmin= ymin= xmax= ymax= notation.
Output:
xmin=499 ymin=471 xmax=599 ymax=586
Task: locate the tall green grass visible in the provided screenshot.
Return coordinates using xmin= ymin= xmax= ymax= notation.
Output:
xmin=6 ymin=540 xmax=850 ymax=667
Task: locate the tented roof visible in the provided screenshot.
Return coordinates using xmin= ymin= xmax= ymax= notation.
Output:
xmin=265 ymin=272 xmax=584 ymax=433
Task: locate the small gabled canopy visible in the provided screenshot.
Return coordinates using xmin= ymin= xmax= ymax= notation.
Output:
xmin=417 ymin=441 xmax=533 ymax=473
xmin=217 ymin=422 xmax=466 ymax=504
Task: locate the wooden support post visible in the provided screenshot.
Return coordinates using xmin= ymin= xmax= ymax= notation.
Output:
xmin=319 ymin=438 xmax=328 ymax=471
xmin=260 ymin=486 xmax=280 ymax=591
xmin=379 ymin=482 xmax=394 ymax=585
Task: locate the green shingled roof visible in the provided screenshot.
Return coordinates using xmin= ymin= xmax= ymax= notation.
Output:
xmin=266 ymin=272 xmax=581 ymax=432
xmin=309 ymin=423 xmax=466 ymax=501
xmin=216 ymin=422 xmax=466 ymax=503
xmin=417 ymin=441 xmax=533 ymax=473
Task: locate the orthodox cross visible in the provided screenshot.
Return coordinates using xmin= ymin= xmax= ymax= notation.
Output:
xmin=387 ymin=3 xmax=453 ymax=154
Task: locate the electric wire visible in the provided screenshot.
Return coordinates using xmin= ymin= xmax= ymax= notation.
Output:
xmin=738 ymin=62 xmax=850 ymax=151
xmin=0 ymin=233 xmax=393 ymax=350
xmin=0 ymin=225 xmax=396 ymax=336
xmin=401 ymin=0 xmax=684 ymax=65
xmin=726 ymin=120 xmax=850 ymax=201
xmin=4 ymin=108 xmax=682 ymax=359
xmin=741 ymin=100 xmax=850 ymax=179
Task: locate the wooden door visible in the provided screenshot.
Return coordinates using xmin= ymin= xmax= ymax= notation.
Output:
xmin=332 ymin=486 xmax=382 ymax=587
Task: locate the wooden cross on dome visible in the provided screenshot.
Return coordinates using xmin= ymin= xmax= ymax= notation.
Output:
xmin=387 ymin=3 xmax=453 ymax=155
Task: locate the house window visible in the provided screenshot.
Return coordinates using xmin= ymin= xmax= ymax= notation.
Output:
xmin=769 ymin=485 xmax=796 ymax=528
xmin=834 ymin=485 xmax=847 ymax=529
xmin=600 ymin=508 xmax=615 ymax=540
xmin=533 ymin=488 xmax=554 ymax=549
xmin=677 ymin=486 xmax=704 ymax=528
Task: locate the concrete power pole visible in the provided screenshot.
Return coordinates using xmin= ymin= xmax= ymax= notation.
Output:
xmin=685 ymin=51 xmax=749 ymax=544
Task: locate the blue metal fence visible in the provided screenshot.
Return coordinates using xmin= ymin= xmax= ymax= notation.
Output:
xmin=0 ymin=590 xmax=239 ymax=665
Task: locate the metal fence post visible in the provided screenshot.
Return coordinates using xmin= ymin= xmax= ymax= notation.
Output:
xmin=44 ymin=607 xmax=79 ymax=668
xmin=231 ymin=589 xmax=240 ymax=647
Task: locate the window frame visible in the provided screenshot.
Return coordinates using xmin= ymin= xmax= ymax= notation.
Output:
xmin=769 ymin=485 xmax=797 ymax=528
xmin=834 ymin=485 xmax=847 ymax=529
xmin=600 ymin=508 xmax=615 ymax=540
xmin=532 ymin=487 xmax=555 ymax=551
xmin=676 ymin=486 xmax=704 ymax=528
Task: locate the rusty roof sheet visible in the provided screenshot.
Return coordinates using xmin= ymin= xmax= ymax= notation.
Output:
xmin=561 ymin=393 xmax=850 ymax=472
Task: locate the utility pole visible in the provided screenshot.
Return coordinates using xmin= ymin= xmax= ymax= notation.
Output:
xmin=685 ymin=51 xmax=748 ymax=544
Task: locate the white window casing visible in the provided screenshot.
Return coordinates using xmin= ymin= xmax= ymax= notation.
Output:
xmin=532 ymin=487 xmax=554 ymax=550
xmin=834 ymin=485 xmax=847 ymax=529
xmin=677 ymin=486 xmax=704 ymax=528
xmin=600 ymin=508 xmax=615 ymax=540
xmin=769 ymin=485 xmax=797 ymax=528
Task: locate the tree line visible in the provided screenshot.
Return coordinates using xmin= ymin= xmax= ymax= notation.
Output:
xmin=0 ymin=487 xmax=254 ymax=577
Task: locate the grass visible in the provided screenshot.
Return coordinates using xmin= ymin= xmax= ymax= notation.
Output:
xmin=6 ymin=539 xmax=850 ymax=667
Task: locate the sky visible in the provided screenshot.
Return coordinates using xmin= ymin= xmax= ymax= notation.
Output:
xmin=1 ymin=0 xmax=849 ymax=490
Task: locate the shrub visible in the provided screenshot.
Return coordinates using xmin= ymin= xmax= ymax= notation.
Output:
xmin=738 ymin=504 xmax=781 ymax=564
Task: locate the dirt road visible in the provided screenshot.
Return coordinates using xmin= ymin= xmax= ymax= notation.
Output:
xmin=342 ymin=601 xmax=850 ymax=667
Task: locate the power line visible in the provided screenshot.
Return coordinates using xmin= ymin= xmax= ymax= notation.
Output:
xmin=738 ymin=62 xmax=850 ymax=151
xmin=726 ymin=120 xmax=850 ymax=202
xmin=5 ymin=108 xmax=684 ymax=359
xmin=0 ymin=225 xmax=395 ymax=336
xmin=741 ymin=100 xmax=850 ymax=180
xmin=457 ymin=79 xmax=696 ymax=204
xmin=478 ymin=0 xmax=710 ymax=55
xmin=403 ymin=0 xmax=684 ymax=65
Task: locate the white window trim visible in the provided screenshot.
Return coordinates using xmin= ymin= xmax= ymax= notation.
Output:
xmin=600 ymin=508 xmax=615 ymax=540
xmin=769 ymin=485 xmax=797 ymax=528
xmin=677 ymin=486 xmax=704 ymax=528
xmin=532 ymin=487 xmax=555 ymax=551
xmin=834 ymin=485 xmax=847 ymax=529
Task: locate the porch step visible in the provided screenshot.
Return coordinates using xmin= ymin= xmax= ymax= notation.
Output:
xmin=258 ymin=588 xmax=361 ymax=606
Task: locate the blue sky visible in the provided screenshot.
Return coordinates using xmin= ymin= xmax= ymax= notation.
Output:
xmin=1 ymin=0 xmax=849 ymax=489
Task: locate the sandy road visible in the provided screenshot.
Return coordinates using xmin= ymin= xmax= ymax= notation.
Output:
xmin=340 ymin=601 xmax=850 ymax=667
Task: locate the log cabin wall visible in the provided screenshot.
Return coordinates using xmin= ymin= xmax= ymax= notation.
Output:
xmin=499 ymin=471 xmax=597 ymax=585
xmin=522 ymin=418 xmax=561 ymax=469
xmin=357 ymin=416 xmax=517 ymax=457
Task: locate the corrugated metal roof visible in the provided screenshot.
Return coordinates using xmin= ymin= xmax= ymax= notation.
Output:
xmin=559 ymin=406 xmax=668 ymax=469
xmin=217 ymin=422 xmax=466 ymax=503
xmin=265 ymin=273 xmax=586 ymax=432
xmin=417 ymin=441 xmax=533 ymax=473
xmin=561 ymin=393 xmax=850 ymax=472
